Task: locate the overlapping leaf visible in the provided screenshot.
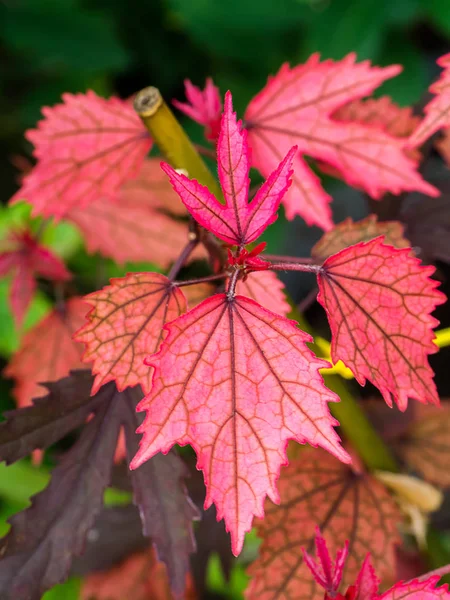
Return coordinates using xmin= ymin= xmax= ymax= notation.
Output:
xmin=173 ymin=78 xmax=222 ymax=142
xmin=0 ymin=370 xmax=96 ymax=464
xmin=76 ymin=273 xmax=187 ymax=394
xmin=123 ymin=387 xmax=199 ymax=597
xmin=245 ymin=54 xmax=437 ymax=230
xmin=246 ymin=449 xmax=400 ymax=600
xmin=394 ymin=403 xmax=450 ymax=487
xmin=409 ymin=54 xmax=450 ymax=148
xmin=131 ymin=293 xmax=349 ymax=556
xmin=312 ymin=216 xmax=410 ymax=260
xmin=10 ymin=91 xmax=152 ymax=218
xmin=4 ymin=297 xmax=87 ymax=407
xmin=236 ymin=271 xmax=291 ymax=316
xmin=67 ymin=158 xmax=194 ymax=267
xmin=317 ymin=238 xmax=445 ymax=410
xmin=0 ymin=394 xmax=123 ymax=600
xmin=162 ymin=92 xmax=296 ymax=246
xmin=379 ymin=578 xmax=450 ymax=599
xmin=0 ymin=230 xmax=71 ymax=326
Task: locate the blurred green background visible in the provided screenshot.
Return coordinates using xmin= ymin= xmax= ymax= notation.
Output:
xmin=1 ymin=0 xmax=450 ymax=598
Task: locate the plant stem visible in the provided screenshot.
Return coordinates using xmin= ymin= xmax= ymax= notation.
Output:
xmin=167 ymin=238 xmax=199 ymax=281
xmin=174 ymin=273 xmax=228 ymax=287
xmin=135 ymin=86 xmax=399 ymax=474
xmin=263 ymin=254 xmax=315 ymax=264
xmin=269 ymin=262 xmax=322 ymax=274
xmin=134 ymin=87 xmax=222 ymax=200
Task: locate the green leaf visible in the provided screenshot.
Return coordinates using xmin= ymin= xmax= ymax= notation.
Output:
xmin=424 ymin=0 xmax=450 ymax=37
xmin=42 ymin=578 xmax=81 ymax=600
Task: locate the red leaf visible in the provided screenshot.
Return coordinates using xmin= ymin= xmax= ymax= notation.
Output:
xmin=379 ymin=577 xmax=450 ymax=599
xmin=408 ymin=54 xmax=450 ymax=148
xmin=130 ymin=294 xmax=349 ymax=556
xmin=67 ymin=160 xmax=200 ymax=267
xmin=247 ymin=449 xmax=400 ymax=600
xmin=236 ymin=271 xmax=291 ymax=316
xmin=312 ymin=216 xmax=410 ymax=261
xmin=302 ymin=529 xmax=349 ymax=596
xmin=162 ymin=92 xmax=296 ymax=246
xmin=245 ymin=54 xmax=437 ymax=230
xmin=75 ymin=273 xmax=187 ymax=394
xmin=4 ymin=298 xmax=87 ymax=408
xmin=173 ymin=78 xmax=222 ymax=142
xmin=317 ymin=238 xmax=445 ymax=410
xmin=11 ymin=91 xmax=151 ymax=219
xmin=0 ymin=230 xmax=71 ymax=326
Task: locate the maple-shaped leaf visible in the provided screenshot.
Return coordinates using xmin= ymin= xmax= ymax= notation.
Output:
xmin=131 ymin=293 xmax=350 ymax=556
xmin=408 ymin=54 xmax=450 ymax=148
xmin=122 ymin=386 xmax=199 ymax=596
xmin=246 ymin=449 xmax=400 ymax=600
xmin=4 ymin=297 xmax=87 ymax=408
xmin=393 ymin=402 xmax=450 ymax=487
xmin=378 ymin=577 xmax=450 ymax=599
xmin=75 ymin=273 xmax=187 ymax=394
xmin=162 ymin=91 xmax=297 ymax=246
xmin=67 ymin=158 xmax=196 ymax=267
xmin=316 ymin=238 xmax=445 ymax=410
xmin=173 ymin=78 xmax=222 ymax=142
xmin=334 ymin=96 xmax=420 ymax=140
xmin=0 ymin=370 xmax=98 ymax=465
xmin=245 ymin=54 xmax=438 ymax=230
xmin=236 ymin=271 xmax=291 ymax=316
xmin=0 ymin=230 xmax=71 ymax=326
xmin=81 ymin=546 xmax=197 ymax=600
xmin=312 ymin=216 xmax=410 ymax=261
xmin=0 ymin=393 xmax=123 ymax=600
xmin=10 ymin=91 xmax=152 ymax=218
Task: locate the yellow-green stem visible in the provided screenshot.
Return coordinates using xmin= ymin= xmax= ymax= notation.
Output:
xmin=134 ymin=86 xmax=399 ymax=475
xmin=134 ymin=87 xmax=222 ymax=199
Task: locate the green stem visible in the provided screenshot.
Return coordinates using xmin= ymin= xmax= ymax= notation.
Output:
xmin=134 ymin=87 xmax=222 ymax=200
xmin=133 ymin=86 xmax=399 ymax=475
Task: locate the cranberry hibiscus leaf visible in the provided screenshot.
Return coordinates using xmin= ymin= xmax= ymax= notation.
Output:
xmin=0 ymin=373 xmax=197 ymax=599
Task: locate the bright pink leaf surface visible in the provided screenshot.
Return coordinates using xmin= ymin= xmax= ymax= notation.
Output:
xmin=0 ymin=230 xmax=71 ymax=326
xmin=10 ymin=91 xmax=152 ymax=218
xmin=131 ymin=293 xmax=350 ymax=556
xmin=302 ymin=528 xmax=349 ymax=596
xmin=4 ymin=297 xmax=87 ymax=407
xmin=351 ymin=556 xmax=380 ymax=600
xmin=173 ymin=78 xmax=222 ymax=142
xmin=75 ymin=273 xmax=187 ymax=394
xmin=408 ymin=54 xmax=450 ymax=148
xmin=379 ymin=578 xmax=450 ymax=599
xmin=161 ymin=92 xmax=296 ymax=246
xmin=236 ymin=271 xmax=290 ymax=316
xmin=245 ymin=54 xmax=438 ymax=230
xmin=66 ymin=159 xmax=200 ymax=267
xmin=317 ymin=238 xmax=445 ymax=410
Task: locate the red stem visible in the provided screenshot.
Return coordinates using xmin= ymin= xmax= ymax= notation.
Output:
xmin=167 ymin=238 xmax=199 ymax=281
xmin=174 ymin=273 xmax=228 ymax=287
xmin=262 ymin=254 xmax=316 ymax=264
xmin=268 ymin=261 xmax=323 ymax=274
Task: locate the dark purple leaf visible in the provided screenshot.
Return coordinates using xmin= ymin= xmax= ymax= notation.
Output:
xmin=0 ymin=386 xmax=124 ymax=600
xmin=0 ymin=370 xmax=97 ymax=465
xmin=122 ymin=387 xmax=199 ymax=597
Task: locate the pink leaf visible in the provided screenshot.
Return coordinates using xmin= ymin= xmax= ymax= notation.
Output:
xmin=236 ymin=270 xmax=290 ymax=316
xmin=379 ymin=577 xmax=450 ymax=599
xmin=0 ymin=230 xmax=71 ymax=326
xmin=4 ymin=298 xmax=87 ymax=408
xmin=245 ymin=54 xmax=438 ymax=230
xmin=75 ymin=273 xmax=187 ymax=394
xmin=303 ymin=528 xmax=349 ymax=596
xmin=10 ymin=91 xmax=152 ymax=219
xmin=130 ymin=294 xmax=350 ymax=556
xmin=317 ymin=238 xmax=445 ymax=410
xmin=408 ymin=54 xmax=450 ymax=148
xmin=173 ymin=78 xmax=222 ymax=142
xmin=352 ymin=556 xmax=380 ymax=600
xmin=67 ymin=160 xmax=202 ymax=268
xmin=161 ymin=92 xmax=296 ymax=246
